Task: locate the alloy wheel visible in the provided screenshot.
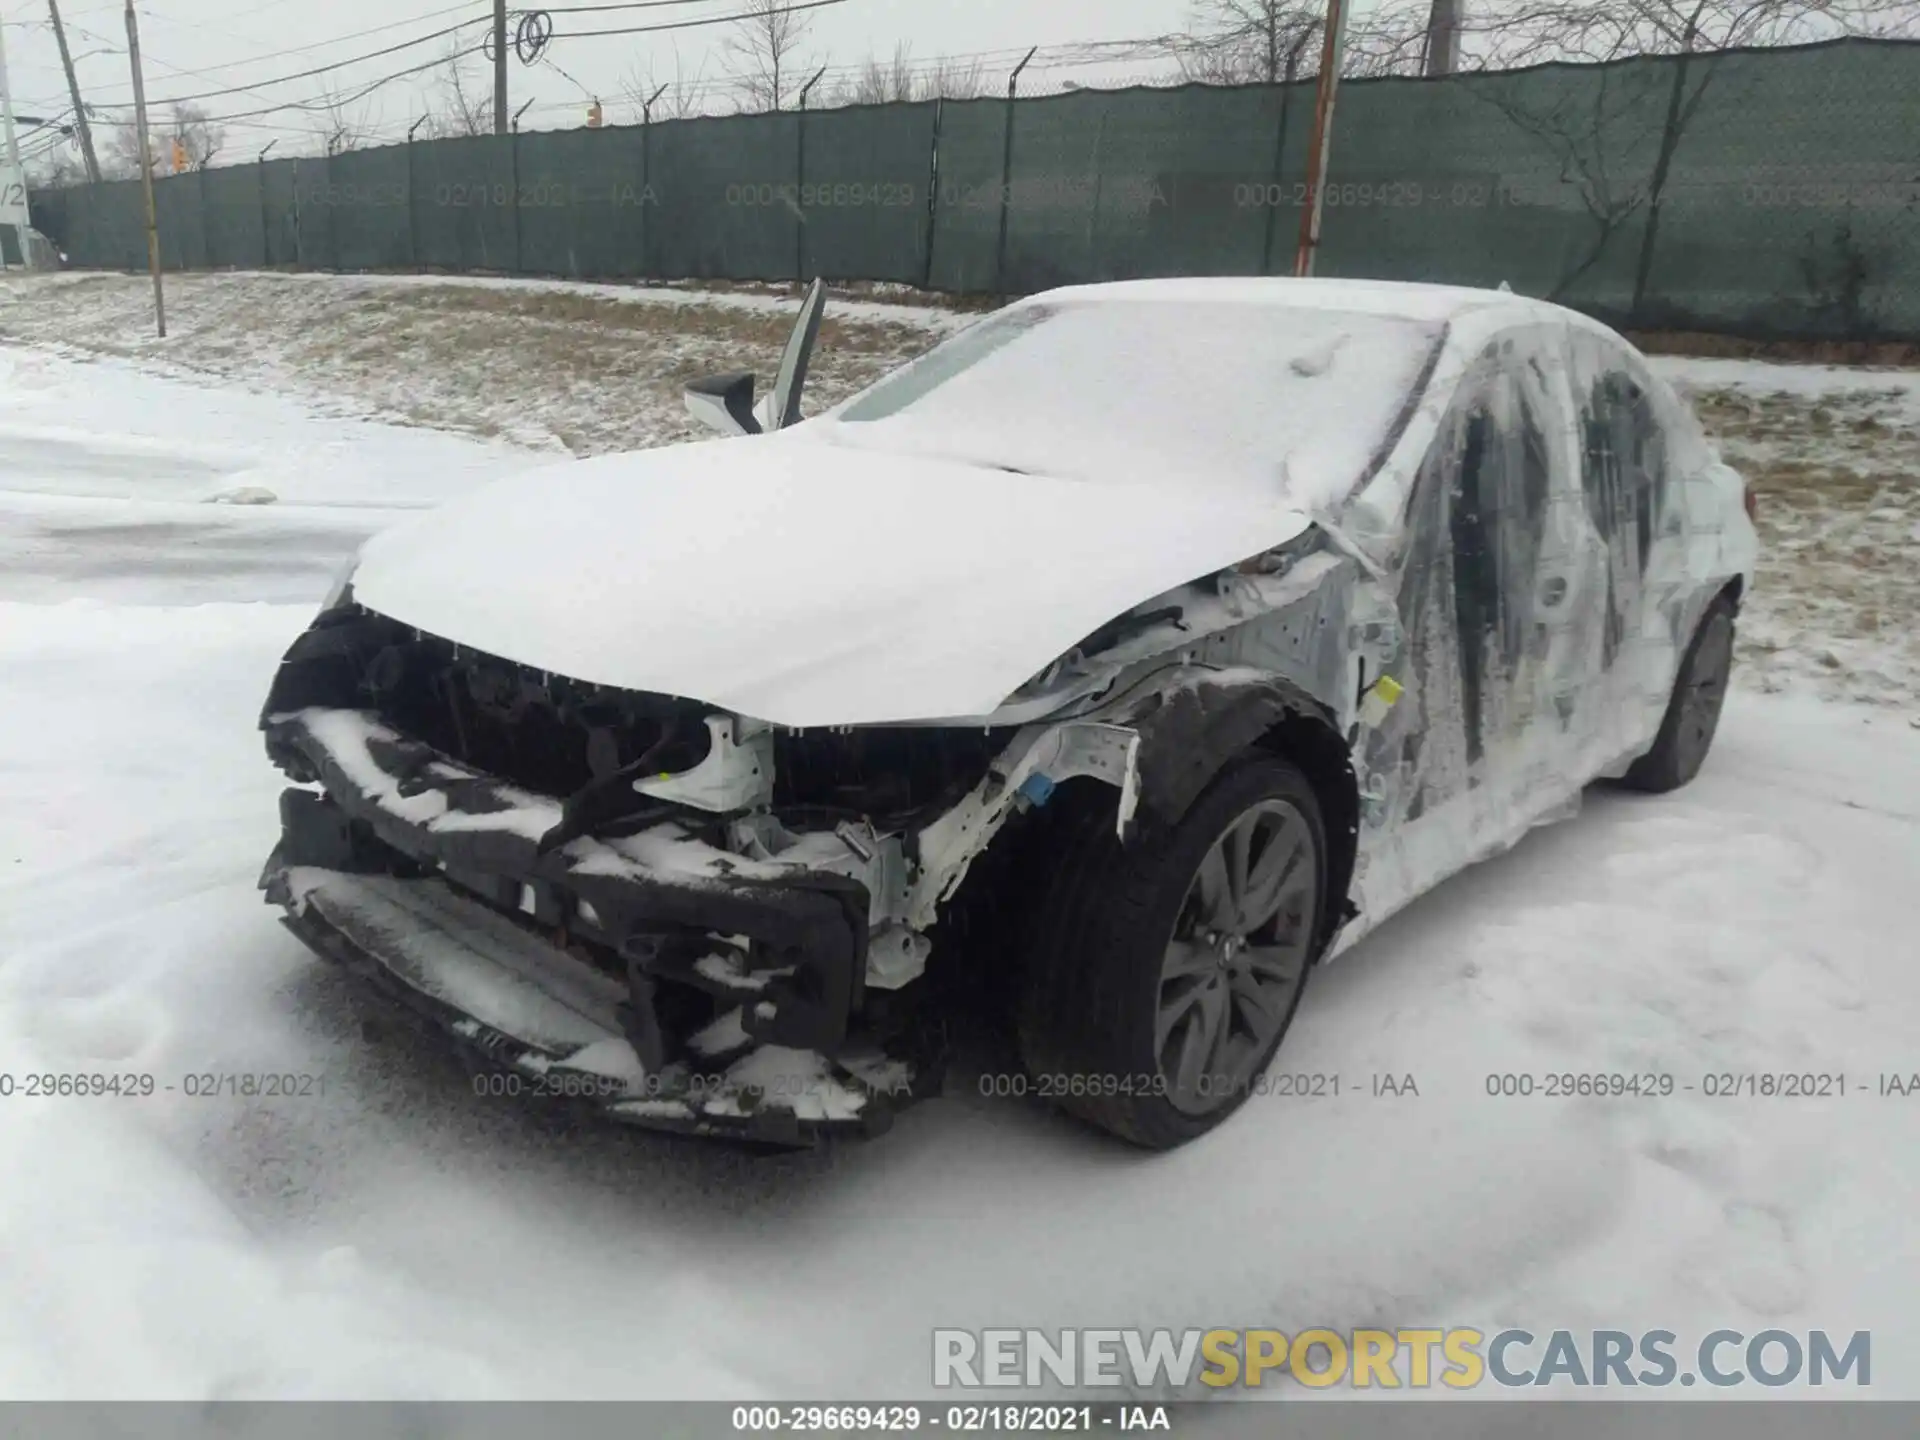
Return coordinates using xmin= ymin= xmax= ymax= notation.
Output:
xmin=1155 ymin=798 xmax=1318 ymax=1117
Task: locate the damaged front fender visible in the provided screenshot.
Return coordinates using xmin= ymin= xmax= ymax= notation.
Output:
xmin=902 ymin=719 xmax=1143 ymax=932
xmin=1118 ymin=671 xmax=1335 ymax=827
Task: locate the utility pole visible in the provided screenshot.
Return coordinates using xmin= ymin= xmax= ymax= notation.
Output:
xmin=1293 ymin=0 xmax=1350 ymax=278
xmin=48 ymin=0 xmax=102 ymax=183
xmin=493 ymin=0 xmax=508 ymax=134
xmin=124 ymin=0 xmax=164 ymax=336
xmin=1424 ymin=0 xmax=1462 ymax=76
xmin=0 ymin=8 xmax=30 ymax=266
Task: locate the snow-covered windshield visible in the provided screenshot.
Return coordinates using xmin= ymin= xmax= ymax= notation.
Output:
xmin=821 ymin=298 xmax=1445 ymax=508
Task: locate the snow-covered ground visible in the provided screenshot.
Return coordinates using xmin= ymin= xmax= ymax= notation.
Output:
xmin=1649 ymin=354 xmax=1920 ymax=714
xmin=0 ymin=271 xmax=963 ymax=457
xmin=1 ymin=288 xmax=1917 ymax=1401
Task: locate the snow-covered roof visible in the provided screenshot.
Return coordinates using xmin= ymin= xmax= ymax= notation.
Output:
xmin=1023 ymin=275 xmax=1568 ymax=327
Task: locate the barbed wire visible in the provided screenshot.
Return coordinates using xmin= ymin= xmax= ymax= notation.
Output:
xmin=26 ymin=4 xmax=1920 ymax=169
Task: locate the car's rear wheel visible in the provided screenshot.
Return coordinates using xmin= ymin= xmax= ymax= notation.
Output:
xmin=1016 ymin=755 xmax=1325 ymax=1149
xmin=1619 ymin=593 xmax=1737 ymax=794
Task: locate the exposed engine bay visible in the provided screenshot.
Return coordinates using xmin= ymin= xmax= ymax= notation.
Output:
xmin=256 ymin=584 xmax=1277 ymax=1143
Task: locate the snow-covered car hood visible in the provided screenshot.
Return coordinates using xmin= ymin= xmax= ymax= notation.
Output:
xmin=349 ymin=434 xmax=1314 ymax=728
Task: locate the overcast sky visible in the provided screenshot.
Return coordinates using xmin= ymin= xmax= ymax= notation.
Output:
xmin=6 ymin=0 xmax=1236 ymax=165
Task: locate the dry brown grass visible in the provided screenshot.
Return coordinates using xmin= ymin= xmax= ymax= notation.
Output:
xmin=1676 ymin=376 xmax=1920 ymax=710
xmin=1631 ymin=329 xmax=1920 ymax=368
xmin=0 ymin=271 xmax=949 ymax=457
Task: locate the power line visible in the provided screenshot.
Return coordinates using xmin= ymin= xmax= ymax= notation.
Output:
xmin=18 ymin=113 xmax=77 ymax=164
xmin=553 ymin=0 xmax=851 ymax=42
xmin=163 ymin=44 xmax=486 ymax=127
xmin=72 ymin=0 xmax=826 ymax=118
xmin=50 ymin=1 xmax=1184 ymax=148
xmin=84 ymin=13 xmax=486 ymax=111
xmin=128 ymin=2 xmax=486 ymax=70
xmin=541 ymin=0 xmax=787 ymax=10
xmin=56 ymin=0 xmax=481 ymax=56
xmin=60 ymin=0 xmax=306 ymax=24
xmin=88 ymin=0 xmax=863 ymax=133
xmin=59 ymin=13 xmax=467 ymax=120
xmin=56 ymin=19 xmax=334 ymax=116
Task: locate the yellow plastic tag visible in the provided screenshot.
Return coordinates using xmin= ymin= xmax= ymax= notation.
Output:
xmin=1357 ymin=675 xmax=1404 ymax=730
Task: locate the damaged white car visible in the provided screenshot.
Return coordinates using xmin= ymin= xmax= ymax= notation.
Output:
xmin=258 ymin=277 xmax=1757 ymax=1148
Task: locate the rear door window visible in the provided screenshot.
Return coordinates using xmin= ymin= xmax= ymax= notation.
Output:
xmin=1579 ymin=369 xmax=1670 ymax=666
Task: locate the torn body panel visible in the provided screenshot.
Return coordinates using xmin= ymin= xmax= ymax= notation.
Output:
xmin=273 ymin=865 xmax=905 ymax=1144
xmin=256 ymin=704 xmax=1158 ymax=1140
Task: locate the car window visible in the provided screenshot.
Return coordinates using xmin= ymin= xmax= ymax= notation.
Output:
xmin=1580 ymin=369 xmax=1670 ymax=666
xmin=1382 ymin=343 xmax=1554 ymax=803
xmin=821 ymin=299 xmax=1446 ymax=508
xmin=834 ymin=305 xmax=1054 ymax=421
xmin=1581 ymin=371 xmax=1665 ymax=570
xmin=1448 ymin=357 xmax=1553 ymax=764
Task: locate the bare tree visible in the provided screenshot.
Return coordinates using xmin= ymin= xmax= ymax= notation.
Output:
xmin=27 ymin=150 xmax=88 ymax=188
xmin=1477 ymin=62 xmax=1660 ymax=300
xmin=916 ymin=55 xmax=991 ymax=99
xmin=1454 ymin=0 xmax=1907 ymax=317
xmin=312 ymin=81 xmax=375 ymax=154
xmin=724 ymin=0 xmax=815 ymax=111
xmin=1173 ymin=1 xmax=1322 ymax=83
xmin=1832 ymin=0 xmax=1920 ymax=35
xmin=97 ymin=119 xmax=148 ymax=181
xmin=1263 ymin=0 xmax=1908 ymax=79
xmin=621 ymin=47 xmax=712 ymax=120
xmin=1445 ymin=0 xmax=1881 ymax=68
xmin=167 ymin=102 xmax=225 ymax=171
xmin=834 ymin=43 xmax=918 ymax=103
xmin=1345 ymin=0 xmax=1450 ymax=75
xmin=827 ymin=44 xmax=990 ymax=105
xmin=428 ymin=41 xmax=494 ymax=137
xmin=1168 ymin=0 xmax=1455 ymax=82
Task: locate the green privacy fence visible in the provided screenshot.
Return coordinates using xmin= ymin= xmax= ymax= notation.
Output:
xmin=28 ymin=37 xmax=1920 ymax=340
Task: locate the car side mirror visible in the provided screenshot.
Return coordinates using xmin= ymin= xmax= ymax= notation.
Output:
xmin=682 ymin=278 xmax=828 ymax=439
xmin=684 ymin=372 xmax=763 ymax=437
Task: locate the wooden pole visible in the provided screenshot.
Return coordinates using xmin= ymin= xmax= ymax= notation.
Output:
xmin=1293 ymin=0 xmax=1350 ymax=278
xmin=1424 ymin=0 xmax=1462 ymax=76
xmin=124 ymin=0 xmax=165 ymax=335
xmin=493 ymin=0 xmax=508 ymax=134
xmin=48 ymin=0 xmax=103 ymax=184
xmin=0 ymin=10 xmax=30 ymax=264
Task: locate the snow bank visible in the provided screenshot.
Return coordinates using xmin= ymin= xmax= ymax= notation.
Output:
xmin=0 ymin=348 xmax=535 ymax=510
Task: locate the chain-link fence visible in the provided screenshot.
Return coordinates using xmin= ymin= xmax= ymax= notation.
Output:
xmin=28 ymin=37 xmax=1920 ymax=340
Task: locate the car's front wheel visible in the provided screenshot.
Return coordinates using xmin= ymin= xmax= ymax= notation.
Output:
xmin=1016 ymin=755 xmax=1326 ymax=1149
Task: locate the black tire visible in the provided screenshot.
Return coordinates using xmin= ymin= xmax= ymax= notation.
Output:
xmin=1016 ymin=754 xmax=1327 ymax=1149
xmin=1620 ymin=593 xmax=1737 ymax=794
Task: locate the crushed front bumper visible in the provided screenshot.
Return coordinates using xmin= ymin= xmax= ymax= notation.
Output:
xmin=260 ymin=707 xmax=920 ymax=1144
